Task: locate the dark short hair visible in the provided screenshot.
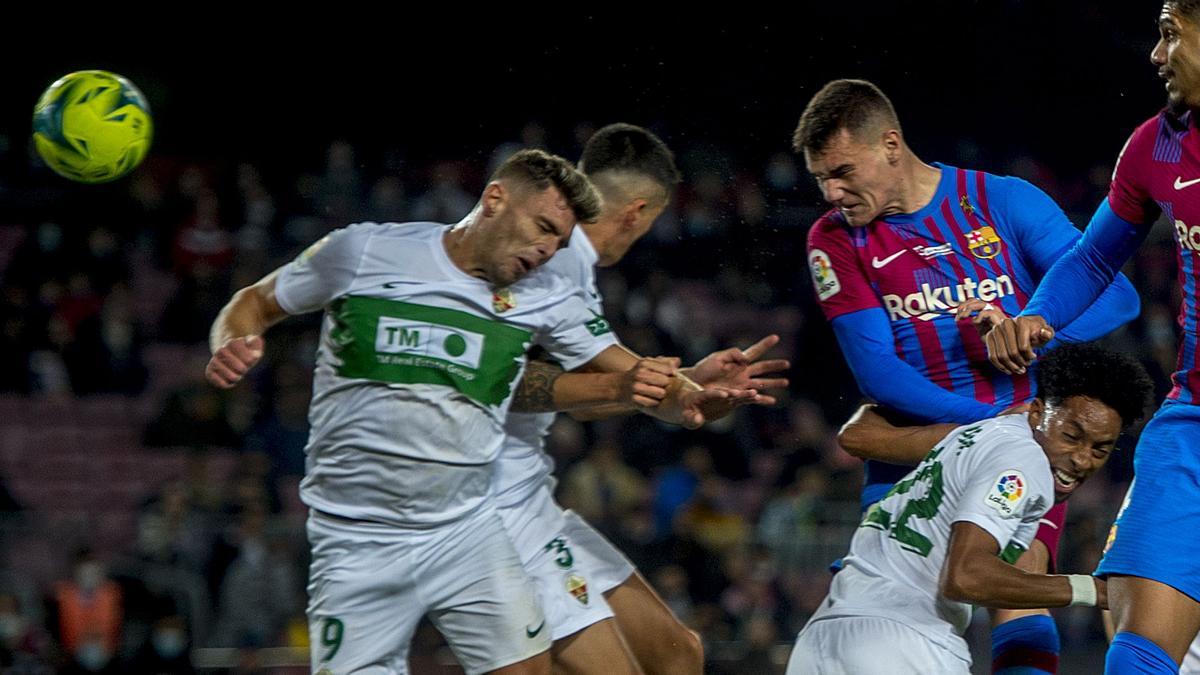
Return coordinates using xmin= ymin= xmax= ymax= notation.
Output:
xmin=1036 ymin=343 xmax=1154 ymax=429
xmin=579 ymin=123 xmax=681 ymax=201
xmin=492 ymin=149 xmax=602 ymax=223
xmin=1168 ymin=0 xmax=1200 ymax=22
xmin=793 ymin=79 xmax=901 ymax=155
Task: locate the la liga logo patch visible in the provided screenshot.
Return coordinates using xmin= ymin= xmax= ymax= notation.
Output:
xmin=997 ymin=473 xmax=1025 ymax=501
xmin=809 ymin=249 xmax=841 ymax=300
xmin=985 ymin=470 xmax=1026 ymax=516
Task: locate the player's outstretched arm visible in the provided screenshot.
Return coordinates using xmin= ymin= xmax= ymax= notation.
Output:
xmin=998 ymin=176 xmax=1141 ymax=344
xmin=515 ymin=342 xmax=772 ymax=425
xmin=833 ymin=309 xmax=1003 ymax=423
xmin=565 ymin=334 xmax=790 ymax=420
xmin=989 ymin=200 xmax=1149 ymax=373
xmin=575 ymin=344 xmax=761 ymax=428
xmin=837 ymin=404 xmax=957 ymax=464
xmin=508 ymin=355 xmax=679 ymax=413
xmin=206 ymin=269 xmax=289 ymax=389
xmin=940 ymin=521 xmax=1105 ymax=610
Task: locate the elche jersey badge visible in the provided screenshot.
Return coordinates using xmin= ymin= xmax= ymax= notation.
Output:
xmin=565 ymin=573 xmax=589 ymax=605
xmin=492 ymin=288 xmax=516 ymax=313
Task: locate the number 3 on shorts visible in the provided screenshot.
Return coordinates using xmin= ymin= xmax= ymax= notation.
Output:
xmin=321 ymin=617 xmax=344 ymax=662
xmin=544 ymin=536 xmax=573 ymax=568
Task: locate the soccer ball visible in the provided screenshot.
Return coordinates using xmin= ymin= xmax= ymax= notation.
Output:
xmin=32 ymin=70 xmax=153 ymax=184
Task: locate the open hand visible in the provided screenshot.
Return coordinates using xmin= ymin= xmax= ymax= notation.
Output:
xmin=687 ymin=335 xmax=790 ymax=404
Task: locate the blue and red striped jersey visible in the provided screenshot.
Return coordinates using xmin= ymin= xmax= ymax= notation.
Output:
xmin=1105 ymin=111 xmax=1200 ymax=404
xmin=809 ymin=163 xmax=1135 ymax=418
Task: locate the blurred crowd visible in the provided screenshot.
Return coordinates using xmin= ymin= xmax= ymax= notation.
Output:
xmin=0 ymin=121 xmax=1180 ymax=672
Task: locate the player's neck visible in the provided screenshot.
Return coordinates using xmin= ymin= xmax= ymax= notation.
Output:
xmin=443 ymin=220 xmax=489 ymax=281
xmin=890 ymin=156 xmax=942 ymax=216
xmin=579 ymin=220 xmax=614 ymax=261
xmin=578 ymin=222 xmax=602 ymax=246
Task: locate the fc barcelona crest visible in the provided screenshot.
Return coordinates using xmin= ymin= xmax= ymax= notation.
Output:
xmin=565 ymin=573 xmax=589 ymax=606
xmin=492 ymin=288 xmax=516 ymax=313
xmin=966 ymin=226 xmax=1003 ymax=259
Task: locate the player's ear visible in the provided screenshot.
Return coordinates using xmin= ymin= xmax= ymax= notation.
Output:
xmin=623 ymin=199 xmax=648 ymax=229
xmin=1028 ymin=398 xmax=1045 ymax=430
xmin=882 ymin=129 xmax=902 ymax=164
xmin=482 ymin=182 xmax=507 ymax=218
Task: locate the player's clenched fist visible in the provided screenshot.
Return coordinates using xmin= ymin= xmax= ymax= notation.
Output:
xmin=621 ymin=356 xmax=681 ymax=408
xmin=206 ymin=335 xmax=265 ymax=389
xmin=983 ymin=315 xmax=1054 ymax=375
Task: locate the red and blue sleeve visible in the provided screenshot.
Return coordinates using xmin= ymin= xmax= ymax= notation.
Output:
xmin=808 ymin=221 xmax=1002 ymax=423
xmin=1019 ymin=123 xmax=1158 ymax=328
xmin=832 ymin=309 xmax=1006 ymax=423
xmin=993 ymin=176 xmax=1140 ymax=341
xmin=806 ymin=221 xmax=879 ymax=321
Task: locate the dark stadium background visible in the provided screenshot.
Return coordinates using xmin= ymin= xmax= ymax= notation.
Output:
xmin=0 ymin=5 xmax=1173 ymax=673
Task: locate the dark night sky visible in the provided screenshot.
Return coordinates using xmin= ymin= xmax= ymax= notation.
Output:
xmin=0 ymin=5 xmax=1171 ymax=183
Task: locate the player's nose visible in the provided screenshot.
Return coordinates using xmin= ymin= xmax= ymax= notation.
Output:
xmin=1070 ymin=450 xmax=1097 ymax=474
xmin=821 ymin=181 xmax=846 ymax=204
xmin=1151 ymin=39 xmax=1167 ymax=65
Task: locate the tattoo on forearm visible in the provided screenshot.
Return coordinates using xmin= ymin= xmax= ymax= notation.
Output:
xmin=511 ymin=360 xmax=565 ymax=412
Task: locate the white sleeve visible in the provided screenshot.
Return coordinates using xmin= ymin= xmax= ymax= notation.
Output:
xmin=951 ymin=431 xmax=1054 ymax=553
xmin=275 ymin=223 xmax=373 ymax=314
xmin=549 ymin=242 xmax=605 ymax=315
xmin=1001 ymin=519 xmax=1042 ymax=561
xmin=534 ymin=288 xmax=618 ymax=371
xmin=578 ymin=267 xmax=604 ymax=316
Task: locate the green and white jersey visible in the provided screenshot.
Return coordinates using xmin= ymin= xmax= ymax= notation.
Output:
xmin=494 ymin=227 xmax=607 ymax=507
xmin=812 ymin=414 xmax=1054 ymax=663
xmin=275 ymin=221 xmax=617 ymax=527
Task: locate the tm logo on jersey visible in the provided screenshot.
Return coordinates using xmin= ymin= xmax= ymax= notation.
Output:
xmin=375 ymin=318 xmax=485 ymax=372
xmin=883 ymin=274 xmax=1015 ymax=321
xmin=985 ymin=470 xmax=1026 ymax=517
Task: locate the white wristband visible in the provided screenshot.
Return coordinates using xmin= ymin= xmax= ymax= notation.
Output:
xmin=1067 ymin=574 xmax=1097 ymax=607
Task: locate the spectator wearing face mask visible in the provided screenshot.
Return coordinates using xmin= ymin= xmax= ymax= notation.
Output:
xmin=51 ymin=549 xmax=122 ymax=674
xmin=123 ymin=612 xmax=194 ymax=674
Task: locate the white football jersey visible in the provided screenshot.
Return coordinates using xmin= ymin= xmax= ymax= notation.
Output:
xmin=811 ymin=414 xmax=1055 ymax=663
xmin=275 ymin=221 xmax=616 ymax=527
xmin=494 ymin=227 xmax=606 ymax=507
